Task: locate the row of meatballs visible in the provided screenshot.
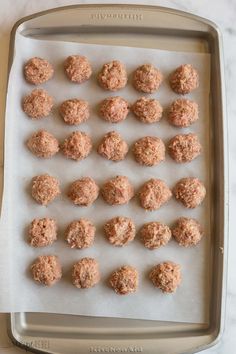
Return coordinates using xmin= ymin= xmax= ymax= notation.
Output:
xmin=24 ymin=56 xmax=199 ymax=95
xmin=31 ymin=175 xmax=206 ymax=210
xmin=27 ymin=130 xmax=202 ymax=164
xmin=28 ymin=217 xmax=203 ymax=249
xmin=22 ymin=91 xmax=199 ymax=128
xmin=31 ymin=256 xmax=181 ymax=294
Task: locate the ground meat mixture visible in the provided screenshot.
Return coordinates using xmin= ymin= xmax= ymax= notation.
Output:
xmin=97 ymin=131 xmax=128 ymax=161
xmin=133 ymin=136 xmax=165 ymax=166
xmin=169 ymin=64 xmax=199 ymax=94
xmin=65 ymin=219 xmax=96 ymax=249
xmin=109 ymin=265 xmax=138 ymax=295
xmin=72 ymin=258 xmax=100 ymax=288
xmin=31 ymin=255 xmax=62 ymax=286
xmin=31 ymin=174 xmax=60 ymax=206
xmin=64 ymin=55 xmax=92 ymax=83
xmin=172 ymin=217 xmax=203 ymax=247
xmin=24 ymin=57 xmax=54 ymax=85
xmin=99 ymin=96 xmax=129 ymax=123
xmin=101 ymin=176 xmax=134 ymax=205
xmin=139 ymin=179 xmax=172 ymax=211
xmin=132 ymin=64 xmax=163 ymax=93
xmin=173 ymin=177 xmax=206 ymax=208
xmin=104 ymin=216 xmax=135 ymax=246
xmin=168 ymin=99 xmax=199 ymax=127
xmin=132 ymin=97 xmax=163 ymax=123
xmin=98 ymin=60 xmax=127 ymax=91
xmin=22 ymin=89 xmax=53 ymax=119
xmin=27 ymin=130 xmax=59 ymax=158
xmin=28 ymin=218 xmax=57 ymax=247
xmin=68 ymin=177 xmax=99 ymax=206
xmin=140 ymin=222 xmax=171 ymax=250
xmin=59 ymin=99 xmax=90 ymax=125
xmin=149 ymin=261 xmax=181 ymax=293
xmin=61 ymin=131 xmax=92 ymax=161
xmin=168 ymin=133 xmax=202 ymax=163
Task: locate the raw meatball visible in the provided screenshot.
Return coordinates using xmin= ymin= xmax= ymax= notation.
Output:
xmin=31 ymin=174 xmax=60 ymax=206
xmin=97 ymin=131 xmax=128 ymax=161
xmin=104 ymin=216 xmax=135 ymax=246
xmin=65 ymin=219 xmax=95 ymax=249
xmin=22 ymin=89 xmax=53 ymax=119
xmin=133 ymin=136 xmax=165 ymax=166
xmin=61 ymin=131 xmax=92 ymax=161
xmin=68 ymin=177 xmax=99 ymax=206
xmin=99 ymin=96 xmax=129 ymax=123
xmin=109 ymin=265 xmax=138 ymax=295
xmin=139 ymin=179 xmax=172 ymax=211
xmin=168 ymin=133 xmax=202 ymax=163
xmin=27 ymin=130 xmax=59 ymax=158
xmin=149 ymin=261 xmax=181 ymax=293
xmin=172 ymin=217 xmax=203 ymax=247
xmin=31 ymin=255 xmax=62 ymax=286
xmin=28 ymin=218 xmax=57 ymax=247
xmin=64 ymin=55 xmax=92 ymax=83
xmin=173 ymin=177 xmax=206 ymax=208
xmin=24 ymin=57 xmax=54 ymax=85
xmin=72 ymin=258 xmax=100 ymax=288
xmin=133 ymin=64 xmax=163 ymax=93
xmin=140 ymin=222 xmax=171 ymax=250
xmin=98 ymin=60 xmax=127 ymax=91
xmin=168 ymin=99 xmax=199 ymax=127
xmin=59 ymin=99 xmax=89 ymax=125
xmin=170 ymin=64 xmax=199 ymax=94
xmin=102 ymin=176 xmax=134 ymax=205
xmin=132 ymin=97 xmax=163 ymax=123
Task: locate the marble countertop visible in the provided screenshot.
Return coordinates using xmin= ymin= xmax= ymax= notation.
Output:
xmin=0 ymin=0 xmax=234 ymax=353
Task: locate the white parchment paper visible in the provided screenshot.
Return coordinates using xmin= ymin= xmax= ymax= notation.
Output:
xmin=0 ymin=33 xmax=211 ymax=323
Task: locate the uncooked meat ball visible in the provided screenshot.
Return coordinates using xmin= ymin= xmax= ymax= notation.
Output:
xmin=22 ymin=89 xmax=53 ymax=119
xmin=104 ymin=216 xmax=135 ymax=246
xmin=168 ymin=99 xmax=199 ymax=127
xmin=59 ymin=99 xmax=90 ymax=125
xmin=27 ymin=130 xmax=59 ymax=158
xmin=99 ymin=96 xmax=129 ymax=123
xmin=68 ymin=177 xmax=99 ymax=206
xmin=172 ymin=217 xmax=203 ymax=247
xmin=98 ymin=60 xmax=127 ymax=91
xmin=169 ymin=64 xmax=199 ymax=94
xmin=149 ymin=261 xmax=181 ymax=293
xmin=168 ymin=133 xmax=202 ymax=163
xmin=28 ymin=218 xmax=57 ymax=247
xmin=132 ymin=97 xmax=163 ymax=123
xmin=31 ymin=255 xmax=62 ymax=286
xmin=64 ymin=55 xmax=92 ymax=83
xmin=31 ymin=174 xmax=60 ymax=206
xmin=109 ymin=265 xmax=138 ymax=295
xmin=24 ymin=57 xmax=54 ymax=85
xmin=102 ymin=176 xmax=134 ymax=205
xmin=97 ymin=131 xmax=128 ymax=161
xmin=140 ymin=222 xmax=171 ymax=250
xmin=173 ymin=177 xmax=206 ymax=208
xmin=133 ymin=64 xmax=163 ymax=93
xmin=139 ymin=179 xmax=172 ymax=211
xmin=133 ymin=136 xmax=165 ymax=166
xmin=72 ymin=257 xmax=100 ymax=288
xmin=65 ymin=219 xmax=95 ymax=249
xmin=61 ymin=131 xmax=92 ymax=161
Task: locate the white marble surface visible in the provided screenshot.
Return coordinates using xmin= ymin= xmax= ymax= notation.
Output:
xmin=0 ymin=0 xmax=234 ymax=353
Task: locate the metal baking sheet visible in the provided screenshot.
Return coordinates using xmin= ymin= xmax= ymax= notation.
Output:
xmin=5 ymin=4 xmax=228 ymax=354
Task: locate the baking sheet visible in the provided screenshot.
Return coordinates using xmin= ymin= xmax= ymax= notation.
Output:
xmin=0 ymin=33 xmax=210 ymax=323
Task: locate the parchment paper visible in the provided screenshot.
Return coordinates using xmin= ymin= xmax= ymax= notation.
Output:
xmin=0 ymin=33 xmax=211 ymax=323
